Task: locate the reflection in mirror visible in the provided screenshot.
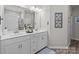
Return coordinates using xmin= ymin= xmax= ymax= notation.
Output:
xmin=4 ymin=8 xmax=21 ymax=32
xmin=23 ymin=10 xmax=35 ymax=29
xmin=3 ymin=5 xmax=35 ymax=33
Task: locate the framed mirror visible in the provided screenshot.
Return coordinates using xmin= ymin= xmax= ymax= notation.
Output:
xmin=3 ymin=5 xmax=35 ymax=32
xmin=4 ymin=6 xmax=21 ymax=32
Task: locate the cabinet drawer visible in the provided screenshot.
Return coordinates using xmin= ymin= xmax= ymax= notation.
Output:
xmin=4 ymin=36 xmax=30 ymax=45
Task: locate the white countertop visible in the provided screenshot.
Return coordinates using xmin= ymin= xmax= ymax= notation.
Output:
xmin=1 ymin=30 xmax=47 ymax=40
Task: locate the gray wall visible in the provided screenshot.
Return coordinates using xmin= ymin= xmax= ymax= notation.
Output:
xmin=72 ymin=7 xmax=79 ymax=39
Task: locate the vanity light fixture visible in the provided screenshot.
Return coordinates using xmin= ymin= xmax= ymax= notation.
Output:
xmin=30 ymin=6 xmax=42 ymax=12
xmin=35 ymin=8 xmax=42 ymax=12
xmin=30 ymin=6 xmax=36 ymax=11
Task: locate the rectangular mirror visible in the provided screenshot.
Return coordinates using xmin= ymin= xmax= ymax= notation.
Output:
xmin=24 ymin=10 xmax=35 ymax=29
xmin=4 ymin=9 xmax=20 ymax=31
xmin=3 ymin=5 xmax=35 ymax=32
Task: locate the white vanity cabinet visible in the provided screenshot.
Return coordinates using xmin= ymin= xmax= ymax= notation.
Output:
xmin=1 ymin=35 xmax=30 ymax=54
xmin=30 ymin=32 xmax=47 ymax=54
xmin=0 ymin=31 xmax=47 ymax=54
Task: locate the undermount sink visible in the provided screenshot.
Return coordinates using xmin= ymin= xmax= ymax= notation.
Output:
xmin=2 ymin=30 xmax=25 ymax=36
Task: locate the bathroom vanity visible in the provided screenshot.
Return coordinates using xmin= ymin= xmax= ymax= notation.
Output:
xmin=0 ymin=5 xmax=48 ymax=54
xmin=0 ymin=30 xmax=47 ymax=54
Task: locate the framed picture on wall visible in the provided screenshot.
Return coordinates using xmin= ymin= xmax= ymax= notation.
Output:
xmin=74 ymin=16 xmax=79 ymax=23
xmin=55 ymin=12 xmax=63 ymax=28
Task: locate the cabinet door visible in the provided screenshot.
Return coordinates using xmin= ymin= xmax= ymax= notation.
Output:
xmin=5 ymin=42 xmax=21 ymax=54
xmin=30 ymin=35 xmax=38 ymax=54
xmin=31 ymin=32 xmax=47 ymax=54
xmin=5 ymin=40 xmax=30 ymax=54
xmin=41 ymin=32 xmax=47 ymax=47
xmin=25 ymin=36 xmax=30 ymax=54
xmin=5 ymin=36 xmax=30 ymax=54
xmin=36 ymin=33 xmax=42 ymax=51
xmin=19 ymin=40 xmax=30 ymax=54
xmin=38 ymin=32 xmax=47 ymax=51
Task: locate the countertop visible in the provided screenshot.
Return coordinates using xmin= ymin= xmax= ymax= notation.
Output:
xmin=1 ymin=30 xmax=47 ymax=40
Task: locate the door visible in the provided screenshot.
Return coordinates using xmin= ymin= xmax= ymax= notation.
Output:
xmin=50 ymin=5 xmax=70 ymax=48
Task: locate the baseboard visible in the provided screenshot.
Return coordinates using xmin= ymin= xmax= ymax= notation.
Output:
xmin=71 ymin=37 xmax=79 ymax=41
xmin=47 ymin=46 xmax=69 ymax=49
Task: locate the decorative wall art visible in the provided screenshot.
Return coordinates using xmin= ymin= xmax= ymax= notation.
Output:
xmin=74 ymin=16 xmax=79 ymax=23
xmin=55 ymin=12 xmax=63 ymax=28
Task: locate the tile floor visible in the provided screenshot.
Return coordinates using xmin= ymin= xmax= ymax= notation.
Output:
xmin=38 ymin=39 xmax=79 ymax=54
xmin=54 ymin=39 xmax=79 ymax=54
xmin=37 ymin=48 xmax=56 ymax=54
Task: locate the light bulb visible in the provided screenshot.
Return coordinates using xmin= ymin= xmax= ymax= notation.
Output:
xmin=30 ymin=6 xmax=35 ymax=11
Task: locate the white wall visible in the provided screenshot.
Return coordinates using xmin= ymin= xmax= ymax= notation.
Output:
xmin=35 ymin=5 xmax=50 ymax=31
xmin=0 ymin=5 xmax=4 ymax=17
xmin=0 ymin=5 xmax=4 ymax=35
xmin=34 ymin=5 xmax=71 ymax=48
xmin=67 ymin=6 xmax=71 ymax=47
xmin=34 ymin=6 xmax=51 ymax=47
xmin=0 ymin=6 xmax=2 ymax=34
xmin=48 ymin=5 xmax=71 ymax=48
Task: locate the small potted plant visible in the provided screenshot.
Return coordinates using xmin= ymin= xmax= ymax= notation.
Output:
xmin=24 ymin=24 xmax=33 ymax=33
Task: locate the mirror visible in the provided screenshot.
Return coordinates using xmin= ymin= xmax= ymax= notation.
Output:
xmin=3 ymin=5 xmax=35 ymax=32
xmin=4 ymin=8 xmax=21 ymax=31
xmin=23 ymin=10 xmax=35 ymax=29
